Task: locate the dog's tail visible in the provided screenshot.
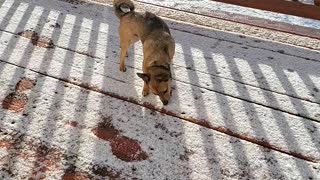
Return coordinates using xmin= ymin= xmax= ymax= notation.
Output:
xmin=113 ymin=0 xmax=135 ymax=18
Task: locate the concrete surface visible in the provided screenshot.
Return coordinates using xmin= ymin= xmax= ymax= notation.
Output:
xmin=0 ymin=0 xmax=319 ymax=179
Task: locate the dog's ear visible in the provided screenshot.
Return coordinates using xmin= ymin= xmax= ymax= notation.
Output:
xmin=137 ymin=73 xmax=150 ymax=83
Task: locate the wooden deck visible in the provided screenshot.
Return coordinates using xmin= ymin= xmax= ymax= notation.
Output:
xmin=0 ymin=0 xmax=319 ymax=179
xmin=211 ymin=0 xmax=320 ymax=20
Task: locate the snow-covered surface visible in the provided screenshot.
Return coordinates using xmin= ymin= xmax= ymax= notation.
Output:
xmin=139 ymin=0 xmax=320 ymax=29
xmin=0 ymin=0 xmax=319 ymax=179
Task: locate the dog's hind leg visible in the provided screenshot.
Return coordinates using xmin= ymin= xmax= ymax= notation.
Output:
xmin=119 ymin=37 xmax=130 ymax=72
xmin=125 ymin=35 xmax=139 ymax=57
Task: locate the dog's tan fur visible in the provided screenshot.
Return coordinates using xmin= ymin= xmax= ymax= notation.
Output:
xmin=113 ymin=0 xmax=175 ymax=105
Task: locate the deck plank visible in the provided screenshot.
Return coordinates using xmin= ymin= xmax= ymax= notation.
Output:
xmin=0 ymin=62 xmax=319 ymax=179
xmin=0 ymin=0 xmax=319 ymax=179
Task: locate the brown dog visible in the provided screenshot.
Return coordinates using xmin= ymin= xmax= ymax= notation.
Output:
xmin=113 ymin=0 xmax=175 ymax=105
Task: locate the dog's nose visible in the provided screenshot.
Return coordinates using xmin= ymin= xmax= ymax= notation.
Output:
xmin=162 ymin=100 xmax=169 ymax=105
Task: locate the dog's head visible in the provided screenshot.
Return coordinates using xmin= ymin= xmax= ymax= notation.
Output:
xmin=137 ymin=64 xmax=172 ymax=105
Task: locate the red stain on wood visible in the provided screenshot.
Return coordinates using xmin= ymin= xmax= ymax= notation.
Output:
xmin=68 ymin=121 xmax=79 ymax=128
xmin=34 ymin=145 xmax=61 ymax=168
xmin=15 ymin=78 xmax=36 ymax=92
xmin=92 ymin=117 xmax=148 ymax=162
xmin=110 ymin=136 xmax=148 ymax=162
xmin=2 ymin=92 xmax=28 ymax=112
xmin=0 ymin=133 xmax=63 ymax=179
xmin=0 ymin=140 xmax=13 ymax=149
xmin=18 ymin=30 xmax=54 ymax=48
xmin=62 ymin=170 xmax=91 ymax=180
xmin=2 ymin=77 xmax=35 ymax=112
xmin=91 ymin=118 xmax=119 ymax=141
xmin=92 ymin=165 xmax=121 ymax=179
xmin=0 ymin=139 xmax=63 ymax=179
xmin=24 ymin=144 xmax=62 ymax=179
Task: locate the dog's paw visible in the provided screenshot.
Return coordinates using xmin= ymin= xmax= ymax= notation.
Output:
xmin=119 ymin=65 xmax=127 ymax=72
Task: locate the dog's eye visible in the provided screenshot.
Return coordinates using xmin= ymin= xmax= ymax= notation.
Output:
xmin=163 ymin=89 xmax=168 ymax=94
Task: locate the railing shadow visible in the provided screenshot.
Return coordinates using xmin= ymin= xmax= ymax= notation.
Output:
xmin=0 ymin=0 xmax=319 ymax=179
